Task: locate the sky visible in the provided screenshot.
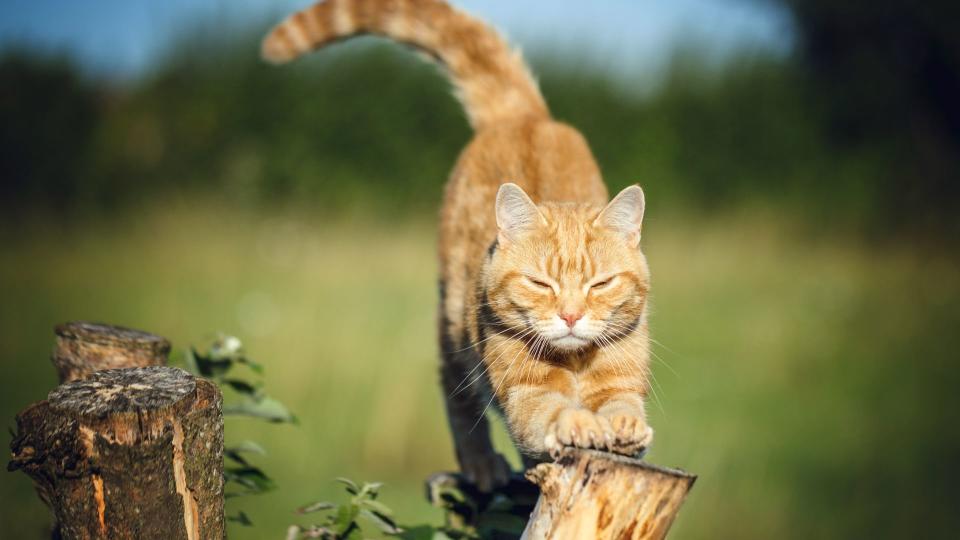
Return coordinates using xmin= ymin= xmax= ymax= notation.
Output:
xmin=0 ymin=0 xmax=793 ymax=81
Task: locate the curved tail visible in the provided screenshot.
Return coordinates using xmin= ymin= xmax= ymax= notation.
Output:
xmin=261 ymin=0 xmax=549 ymax=130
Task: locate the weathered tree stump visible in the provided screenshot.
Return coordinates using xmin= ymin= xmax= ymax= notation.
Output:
xmin=9 ymin=366 xmax=225 ymax=540
xmin=521 ymin=449 xmax=695 ymax=540
xmin=52 ymin=322 xmax=171 ymax=383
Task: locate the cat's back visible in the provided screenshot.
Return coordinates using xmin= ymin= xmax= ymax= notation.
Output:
xmin=439 ymin=119 xmax=608 ymax=267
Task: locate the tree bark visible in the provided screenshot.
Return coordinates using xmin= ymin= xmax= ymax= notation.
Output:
xmin=521 ymin=449 xmax=696 ymax=540
xmin=8 ymin=366 xmax=225 ymax=540
xmin=52 ymin=322 xmax=171 ymax=383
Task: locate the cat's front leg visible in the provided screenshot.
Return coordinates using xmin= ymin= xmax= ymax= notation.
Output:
xmin=502 ymin=384 xmax=603 ymax=456
xmin=543 ymin=407 xmax=613 ymax=451
xmin=595 ymin=393 xmax=653 ymax=456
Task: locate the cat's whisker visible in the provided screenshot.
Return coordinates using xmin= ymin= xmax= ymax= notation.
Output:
xmin=596 ymin=334 xmax=628 ymax=381
xmin=601 ymin=332 xmax=667 ymax=416
xmin=470 ymin=336 xmax=529 ymax=432
xmin=447 ymin=321 xmax=526 ymax=354
xmin=518 ymin=335 xmax=547 ymax=416
xmin=600 ymin=319 xmax=677 ymax=378
xmin=647 ymin=337 xmax=682 ymax=379
xmin=450 ymin=326 xmax=537 ymax=397
xmin=511 ymin=336 xmax=537 ymax=416
xmin=450 ymin=325 xmax=535 ymax=396
xmin=647 ymin=347 xmax=679 ymax=379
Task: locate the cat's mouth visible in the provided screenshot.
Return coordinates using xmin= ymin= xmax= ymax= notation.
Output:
xmin=548 ymin=334 xmax=592 ymax=351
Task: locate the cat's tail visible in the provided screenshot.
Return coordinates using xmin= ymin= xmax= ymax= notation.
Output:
xmin=261 ymin=0 xmax=549 ymax=131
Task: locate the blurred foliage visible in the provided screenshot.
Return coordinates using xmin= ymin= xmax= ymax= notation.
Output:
xmin=1 ymin=4 xmax=957 ymax=236
xmin=289 ymin=478 xmax=405 ymax=539
xmin=777 ymin=0 xmax=960 ymax=234
xmin=187 ymin=333 xmax=298 ymax=424
xmin=184 ymin=333 xmax=297 ymax=527
xmin=288 ymin=475 xmax=531 ymax=540
xmin=0 ymin=50 xmax=101 ymax=211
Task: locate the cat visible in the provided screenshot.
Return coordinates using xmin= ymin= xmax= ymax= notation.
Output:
xmin=263 ymin=0 xmax=653 ymax=491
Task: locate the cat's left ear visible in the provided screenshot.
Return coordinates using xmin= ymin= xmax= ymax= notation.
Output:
xmin=594 ymin=185 xmax=645 ymax=246
xmin=496 ymin=183 xmax=545 ymax=244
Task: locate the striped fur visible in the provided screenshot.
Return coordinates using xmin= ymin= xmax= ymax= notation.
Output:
xmin=263 ymin=0 xmax=653 ymax=491
xmin=262 ymin=0 xmax=548 ymax=130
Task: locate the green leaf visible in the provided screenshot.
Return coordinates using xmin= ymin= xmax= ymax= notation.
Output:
xmin=476 ymin=512 xmax=528 ymax=536
xmin=436 ymin=485 xmax=468 ymax=505
xmin=359 ymin=498 xmax=394 ymax=518
xmin=224 ymin=452 xmax=249 ymax=467
xmin=224 ymin=466 xmax=276 ymax=493
xmin=224 ymin=396 xmax=297 ymax=423
xmin=342 ymin=526 xmax=364 ymax=540
xmin=222 ymin=378 xmax=260 ymax=396
xmin=395 ymin=525 xmax=455 ymax=540
xmin=191 ymin=349 xmax=234 ymax=379
xmin=238 ymin=355 xmax=264 ymax=374
xmin=183 ymin=348 xmax=199 ymax=375
xmin=227 ymin=440 xmax=267 ymax=455
xmin=332 ymin=503 xmax=360 ymax=535
xmin=359 ymin=508 xmax=401 ymax=534
xmin=297 ymin=501 xmax=337 ymax=514
xmin=359 ymin=481 xmax=384 ymax=499
xmin=335 ymin=477 xmax=360 ymax=495
xmin=224 ymin=440 xmax=268 ymax=466
xmin=226 ymin=511 xmax=253 ymax=526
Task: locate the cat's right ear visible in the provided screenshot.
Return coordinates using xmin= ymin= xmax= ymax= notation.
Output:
xmin=594 ymin=185 xmax=645 ymax=247
xmin=496 ymin=183 xmax=544 ymax=244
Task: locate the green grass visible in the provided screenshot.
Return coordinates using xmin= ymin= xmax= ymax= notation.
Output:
xmin=1 ymin=201 xmax=957 ymax=539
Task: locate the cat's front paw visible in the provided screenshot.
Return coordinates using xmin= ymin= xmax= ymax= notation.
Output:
xmin=544 ymin=408 xmax=612 ymax=453
xmin=603 ymin=414 xmax=653 ymax=456
xmin=459 ymin=450 xmax=511 ymax=492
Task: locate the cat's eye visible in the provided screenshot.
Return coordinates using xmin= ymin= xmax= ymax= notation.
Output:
xmin=526 ymin=277 xmax=554 ymax=290
xmin=590 ymin=276 xmax=616 ymax=289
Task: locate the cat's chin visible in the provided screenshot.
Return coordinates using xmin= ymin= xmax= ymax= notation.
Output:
xmin=549 ymin=335 xmax=593 ymax=352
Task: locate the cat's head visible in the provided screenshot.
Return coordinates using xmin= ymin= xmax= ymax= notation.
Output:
xmin=482 ymin=183 xmax=650 ymax=353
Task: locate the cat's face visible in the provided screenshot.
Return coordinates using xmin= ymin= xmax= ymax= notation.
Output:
xmin=484 ymin=184 xmax=649 ymax=353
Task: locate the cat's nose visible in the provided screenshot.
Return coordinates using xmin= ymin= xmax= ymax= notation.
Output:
xmin=560 ymin=312 xmax=583 ymax=328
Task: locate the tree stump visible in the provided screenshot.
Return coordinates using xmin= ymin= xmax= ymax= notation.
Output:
xmin=8 ymin=366 xmax=225 ymax=540
xmin=521 ymin=449 xmax=696 ymax=540
xmin=53 ymin=322 xmax=171 ymax=383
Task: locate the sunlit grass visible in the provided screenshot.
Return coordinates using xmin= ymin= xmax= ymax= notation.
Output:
xmin=1 ymin=201 xmax=956 ymax=539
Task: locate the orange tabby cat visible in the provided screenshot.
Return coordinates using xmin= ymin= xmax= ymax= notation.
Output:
xmin=264 ymin=0 xmax=653 ymax=491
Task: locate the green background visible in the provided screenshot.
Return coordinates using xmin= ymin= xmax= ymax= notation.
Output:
xmin=2 ymin=1 xmax=959 ymax=538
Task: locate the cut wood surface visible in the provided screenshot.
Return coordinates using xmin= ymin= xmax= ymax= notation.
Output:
xmin=52 ymin=322 xmax=171 ymax=383
xmin=521 ymin=449 xmax=696 ymax=540
xmin=8 ymin=366 xmax=225 ymax=540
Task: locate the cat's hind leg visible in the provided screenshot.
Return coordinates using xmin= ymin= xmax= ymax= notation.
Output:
xmin=439 ymin=344 xmax=511 ymax=492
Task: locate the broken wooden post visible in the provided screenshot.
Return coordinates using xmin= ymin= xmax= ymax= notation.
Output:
xmin=521 ymin=449 xmax=696 ymax=540
xmin=52 ymin=322 xmax=171 ymax=383
xmin=21 ymin=322 xmax=175 ymax=537
xmin=8 ymin=366 xmax=225 ymax=540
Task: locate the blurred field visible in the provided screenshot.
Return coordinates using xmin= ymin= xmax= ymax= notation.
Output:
xmin=2 ymin=1 xmax=959 ymax=537
xmin=2 ymin=200 xmax=957 ymax=539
